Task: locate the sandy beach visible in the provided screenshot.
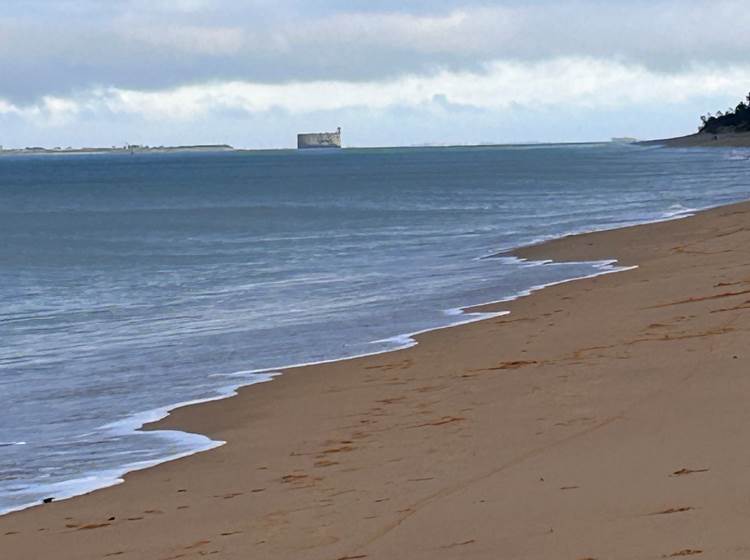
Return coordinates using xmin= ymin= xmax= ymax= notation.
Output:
xmin=3 ymin=200 xmax=750 ymax=559
xmin=641 ymin=131 xmax=750 ymax=147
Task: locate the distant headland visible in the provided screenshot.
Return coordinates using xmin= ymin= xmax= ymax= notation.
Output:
xmin=642 ymin=91 xmax=750 ymax=147
xmin=0 ymin=144 xmax=235 ymax=156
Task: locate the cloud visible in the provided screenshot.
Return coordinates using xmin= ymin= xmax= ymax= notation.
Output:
xmin=119 ymin=24 xmax=245 ymax=55
xmin=2 ymin=58 xmax=747 ymax=126
xmin=0 ymin=96 xmax=79 ymax=126
xmin=2 ymin=0 xmax=750 ymax=104
xmin=126 ymin=0 xmax=214 ymax=13
xmin=3 ymin=1 xmax=749 ymax=146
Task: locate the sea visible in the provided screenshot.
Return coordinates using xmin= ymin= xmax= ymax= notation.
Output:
xmin=2 ymin=143 xmax=749 ymax=515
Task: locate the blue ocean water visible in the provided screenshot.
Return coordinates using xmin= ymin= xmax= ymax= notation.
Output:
xmin=1 ymin=144 xmax=749 ymax=514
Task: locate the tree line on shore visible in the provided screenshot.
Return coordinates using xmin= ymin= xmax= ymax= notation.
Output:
xmin=699 ymin=92 xmax=750 ymax=134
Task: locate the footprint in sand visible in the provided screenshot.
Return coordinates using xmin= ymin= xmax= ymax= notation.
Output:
xmin=281 ymin=473 xmax=309 ymax=483
xmin=663 ymin=550 xmax=702 ymax=557
xmin=414 ymin=416 xmax=465 ymax=428
xmin=650 ymin=506 xmax=694 ymax=515
xmin=671 ymin=468 xmax=709 ymax=477
xmin=184 ymin=539 xmax=211 ymax=550
xmin=440 ymin=539 xmax=476 ymax=549
xmin=319 ymin=445 xmax=355 ymax=455
xmin=76 ymin=523 xmax=111 ymax=530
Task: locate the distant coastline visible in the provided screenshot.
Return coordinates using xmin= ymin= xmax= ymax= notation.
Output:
xmin=639 ymin=131 xmax=750 ymax=148
xmin=0 ymin=144 xmax=234 ymax=156
xmin=6 ymin=134 xmax=749 ymax=156
xmin=641 ymin=91 xmax=750 ymax=148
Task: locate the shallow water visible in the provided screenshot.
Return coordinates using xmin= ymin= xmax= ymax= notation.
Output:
xmin=1 ymin=143 xmax=749 ymax=513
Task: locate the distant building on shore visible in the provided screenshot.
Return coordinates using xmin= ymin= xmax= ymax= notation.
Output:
xmin=297 ymin=127 xmax=342 ymax=149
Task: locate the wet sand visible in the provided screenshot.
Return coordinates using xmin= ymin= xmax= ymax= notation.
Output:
xmin=3 ymin=201 xmax=750 ymax=559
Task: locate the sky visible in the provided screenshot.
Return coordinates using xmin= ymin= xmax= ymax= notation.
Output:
xmin=1 ymin=0 xmax=750 ymax=148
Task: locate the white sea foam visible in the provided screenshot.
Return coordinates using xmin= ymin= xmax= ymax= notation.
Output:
xmin=0 ymin=249 xmax=638 ymax=518
xmin=98 ymin=372 xmax=278 ymax=435
xmin=372 ymin=259 xmax=635 ymax=349
xmin=483 ymin=200 xmax=725 ymax=259
xmin=725 ymin=149 xmax=750 ymax=161
xmin=662 ymin=204 xmax=698 ymax=218
xmin=0 ymin=373 xmax=277 ymax=516
xmin=0 ymin=442 xmax=224 ymax=517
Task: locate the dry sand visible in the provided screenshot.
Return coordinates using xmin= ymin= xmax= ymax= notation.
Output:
xmin=3 ymin=201 xmax=750 ymax=559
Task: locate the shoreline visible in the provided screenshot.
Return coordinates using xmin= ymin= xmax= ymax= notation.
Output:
xmin=1 ymin=215 xmax=661 ymax=517
xmin=2 ymin=141 xmax=721 ymax=517
xmin=640 ymin=130 xmax=750 ymax=148
xmin=0 ymin=254 xmax=624 ymax=518
xmin=4 ymin=199 xmax=750 ymax=558
xmin=0 ymin=145 xmax=234 ymax=157
xmin=1 ymin=138 xmax=747 ymax=160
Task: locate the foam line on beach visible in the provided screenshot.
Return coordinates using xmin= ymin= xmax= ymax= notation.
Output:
xmin=0 ymin=441 xmax=226 ymax=517
xmin=480 ymin=202 xmax=712 ymax=260
xmin=0 ymin=373 xmax=278 ymax=517
xmin=232 ymin=260 xmax=636 ymax=371
xmin=0 ymin=258 xmax=637 ymax=518
xmin=98 ymin=372 xmax=278 ymax=435
xmin=1 ymin=203 xmax=691 ymax=518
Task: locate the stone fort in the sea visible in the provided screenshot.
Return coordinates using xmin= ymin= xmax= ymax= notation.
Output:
xmin=297 ymin=127 xmax=342 ymax=149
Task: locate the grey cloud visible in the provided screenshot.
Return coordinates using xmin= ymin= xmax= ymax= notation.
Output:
xmin=2 ymin=0 xmax=750 ymax=103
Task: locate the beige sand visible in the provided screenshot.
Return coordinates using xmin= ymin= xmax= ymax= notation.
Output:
xmin=3 ymin=201 xmax=750 ymax=559
xmin=641 ymin=131 xmax=750 ymax=147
